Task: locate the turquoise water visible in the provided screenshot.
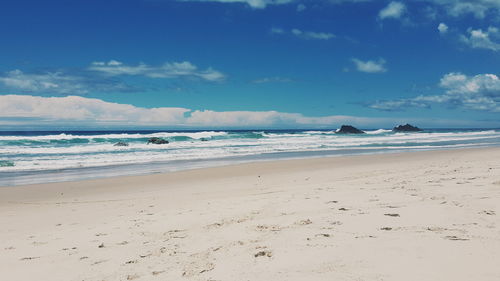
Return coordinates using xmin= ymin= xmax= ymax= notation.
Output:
xmin=1 ymin=128 xmax=499 ymax=186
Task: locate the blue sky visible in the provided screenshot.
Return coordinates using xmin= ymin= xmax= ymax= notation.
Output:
xmin=1 ymin=0 xmax=500 ymax=129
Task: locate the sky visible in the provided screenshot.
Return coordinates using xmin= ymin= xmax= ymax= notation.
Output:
xmin=1 ymin=0 xmax=500 ymax=129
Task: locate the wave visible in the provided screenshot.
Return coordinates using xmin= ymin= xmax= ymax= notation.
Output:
xmin=0 ymin=131 xmax=229 ymax=141
xmin=0 ymin=160 xmax=15 ymax=167
xmin=1 ymin=129 xmax=500 ymax=173
xmin=365 ymin=129 xmax=392 ymax=134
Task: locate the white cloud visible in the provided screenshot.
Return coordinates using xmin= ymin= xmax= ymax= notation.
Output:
xmin=270 ymin=27 xmax=285 ymax=34
xmin=89 ymin=60 xmax=225 ymax=82
xmin=460 ymin=27 xmax=500 ymax=52
xmin=426 ymin=0 xmax=500 ymax=19
xmin=440 ymin=72 xmax=500 ymax=95
xmin=0 ymin=60 xmax=224 ymax=94
xmin=351 ymin=58 xmax=387 ymax=73
xmin=291 ymin=29 xmax=335 ymax=40
xmin=0 ymin=94 xmax=399 ymax=128
xmin=0 ymin=69 xmax=134 ymax=95
xmin=178 ymin=0 xmax=294 ymax=9
xmin=369 ymin=72 xmax=500 ymax=112
xmin=251 ymin=77 xmax=294 ymax=83
xmin=438 ymin=23 xmax=448 ymax=34
xmin=271 ymin=28 xmax=335 ymax=40
xmin=369 ymin=99 xmax=430 ymax=111
xmin=378 ymin=1 xmax=406 ymax=20
xmin=0 ymin=70 xmax=88 ymax=94
xmin=1 ymin=95 xmax=495 ymax=128
xmin=296 ymin=3 xmax=306 ymax=11
xmin=0 ymin=95 xmax=189 ymax=124
xmin=328 ymin=0 xmax=372 ymax=3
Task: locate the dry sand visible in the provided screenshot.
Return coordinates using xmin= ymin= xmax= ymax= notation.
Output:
xmin=1 ymin=148 xmax=499 ymax=281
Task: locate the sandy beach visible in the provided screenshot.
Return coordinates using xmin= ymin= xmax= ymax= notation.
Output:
xmin=1 ymin=147 xmax=499 ymax=281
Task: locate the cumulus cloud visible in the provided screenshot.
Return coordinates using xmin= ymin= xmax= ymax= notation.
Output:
xmin=368 ymin=72 xmax=500 ymax=112
xmin=378 ymin=1 xmax=406 ymax=20
xmin=0 ymin=95 xmax=189 ymax=125
xmin=177 ymin=0 xmax=294 ymax=9
xmin=0 ymin=69 xmax=135 ymax=95
xmin=0 ymin=94 xmax=399 ymax=128
xmin=351 ymin=58 xmax=387 ymax=73
xmin=89 ymin=60 xmax=225 ymax=82
xmin=460 ymin=27 xmax=500 ymax=52
xmin=438 ymin=23 xmax=448 ymax=34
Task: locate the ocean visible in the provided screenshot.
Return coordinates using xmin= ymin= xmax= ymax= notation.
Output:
xmin=1 ymin=128 xmax=500 ymax=186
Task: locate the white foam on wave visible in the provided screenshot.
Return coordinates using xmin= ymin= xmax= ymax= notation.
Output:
xmin=365 ymin=129 xmax=392 ymax=134
xmin=1 ymin=130 xmax=500 ymax=172
xmin=0 ymin=131 xmax=229 ymax=141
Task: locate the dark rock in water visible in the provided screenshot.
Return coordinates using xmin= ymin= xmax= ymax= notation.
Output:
xmin=393 ymin=124 xmax=422 ymax=132
xmin=200 ymin=138 xmax=209 ymax=142
xmin=336 ymin=125 xmax=365 ymax=134
xmin=113 ymin=142 xmax=129 ymax=147
xmin=147 ymin=137 xmax=169 ymax=145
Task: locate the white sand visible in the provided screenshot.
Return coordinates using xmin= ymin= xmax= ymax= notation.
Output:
xmin=1 ymin=148 xmax=499 ymax=281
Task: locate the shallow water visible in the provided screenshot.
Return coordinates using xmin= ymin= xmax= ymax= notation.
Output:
xmin=1 ymin=128 xmax=499 ymax=186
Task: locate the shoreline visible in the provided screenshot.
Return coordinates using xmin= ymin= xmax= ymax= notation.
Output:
xmin=1 ymin=147 xmax=499 ymax=280
xmin=2 ymin=144 xmax=499 ymax=188
xmin=2 ymin=128 xmax=500 ymax=187
xmin=0 ymin=145 xmax=495 ymax=191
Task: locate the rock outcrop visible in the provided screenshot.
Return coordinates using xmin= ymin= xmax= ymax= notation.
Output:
xmin=113 ymin=142 xmax=129 ymax=147
xmin=393 ymin=124 xmax=422 ymax=132
xmin=147 ymin=137 xmax=169 ymax=145
xmin=336 ymin=125 xmax=365 ymax=134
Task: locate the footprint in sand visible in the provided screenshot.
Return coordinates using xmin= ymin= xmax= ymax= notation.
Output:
xmin=91 ymin=260 xmax=107 ymax=265
xmin=126 ymin=274 xmax=140 ymax=280
xmin=255 ymin=224 xmax=282 ymax=232
xmin=254 ymin=250 xmax=273 ymax=258
xmin=443 ymin=235 xmax=469 ymax=241
xmin=20 ymin=256 xmax=40 ymax=261
xmin=182 ymin=251 xmax=215 ymax=277
xmin=295 ymin=219 xmax=312 ymax=225
xmin=384 ymin=213 xmax=400 ymax=217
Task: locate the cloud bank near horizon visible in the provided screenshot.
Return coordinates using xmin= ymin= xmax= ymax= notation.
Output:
xmin=0 ymin=95 xmax=491 ymax=129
